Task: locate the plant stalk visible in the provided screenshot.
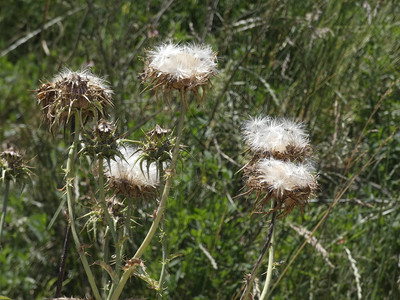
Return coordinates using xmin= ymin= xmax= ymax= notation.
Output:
xmin=240 ymin=201 xmax=277 ymax=300
xmin=66 ymin=114 xmax=101 ymax=300
xmin=260 ymin=215 xmax=276 ymax=300
xmin=110 ymin=101 xmax=186 ymax=300
xmin=157 ymin=162 xmax=167 ymax=299
xmin=55 ymin=222 xmax=71 ymax=297
xmin=157 ymin=214 xmax=168 ymax=299
xmin=0 ymin=180 xmax=10 ymax=242
xmin=98 ymin=158 xmax=117 ymax=243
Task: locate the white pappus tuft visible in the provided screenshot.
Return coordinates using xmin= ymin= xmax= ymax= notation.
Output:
xmin=257 ymin=158 xmax=316 ymax=195
xmin=147 ymin=42 xmax=217 ymax=80
xmin=242 ymin=116 xmax=309 ymax=153
xmin=105 ymin=147 xmax=159 ymax=189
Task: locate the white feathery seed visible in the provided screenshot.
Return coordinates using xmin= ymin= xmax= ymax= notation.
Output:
xmin=52 ymin=68 xmax=113 ymax=95
xmin=148 ymin=43 xmax=217 ymax=80
xmin=257 ymin=158 xmax=315 ymax=195
xmin=105 ymin=147 xmax=159 ymax=188
xmin=242 ymin=116 xmax=309 ymax=153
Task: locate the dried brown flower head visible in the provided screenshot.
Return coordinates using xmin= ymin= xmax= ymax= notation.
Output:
xmin=35 ymin=69 xmax=113 ymax=132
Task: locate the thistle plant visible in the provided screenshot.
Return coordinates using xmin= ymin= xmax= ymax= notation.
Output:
xmin=36 ymin=69 xmax=113 ymax=300
xmin=111 ymin=42 xmax=217 ymax=300
xmin=34 ymin=42 xmax=217 ymax=299
xmin=239 ymin=116 xmax=318 ymax=300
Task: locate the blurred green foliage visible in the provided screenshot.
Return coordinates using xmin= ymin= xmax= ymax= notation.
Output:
xmin=0 ymin=0 xmax=399 ymax=299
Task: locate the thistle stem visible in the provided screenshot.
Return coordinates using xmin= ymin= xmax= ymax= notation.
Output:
xmin=103 ymin=228 xmax=110 ymax=299
xmin=110 ymin=101 xmax=187 ymax=300
xmin=98 ymin=158 xmax=117 ymax=243
xmin=260 ymin=216 xmax=276 ymax=300
xmin=157 ymin=214 xmax=168 ymax=298
xmin=55 ymin=222 xmax=71 ymax=297
xmin=66 ymin=114 xmax=101 ymax=300
xmin=240 ymin=201 xmax=277 ymax=300
xmin=0 ymin=180 xmax=10 ymax=243
xmin=157 ymin=162 xmax=167 ymax=299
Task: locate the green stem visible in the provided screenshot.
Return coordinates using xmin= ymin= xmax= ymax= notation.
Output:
xmin=66 ymin=114 xmax=101 ymax=300
xmin=110 ymin=101 xmax=187 ymax=300
xmin=103 ymin=228 xmax=110 ymax=299
xmin=157 ymin=162 xmax=167 ymax=299
xmin=98 ymin=158 xmax=117 ymax=243
xmin=240 ymin=201 xmax=277 ymax=300
xmin=0 ymin=180 xmax=10 ymax=243
xmin=260 ymin=218 xmax=276 ymax=300
xmin=157 ymin=213 xmax=168 ymax=299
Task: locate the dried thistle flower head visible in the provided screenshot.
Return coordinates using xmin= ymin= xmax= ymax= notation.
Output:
xmin=141 ymin=42 xmax=217 ymax=105
xmin=105 ymin=146 xmax=159 ymax=199
xmin=242 ymin=116 xmax=311 ymax=161
xmin=0 ymin=148 xmax=33 ymax=182
xmin=35 ymin=69 xmax=113 ymax=132
xmin=245 ymin=158 xmax=318 ymax=217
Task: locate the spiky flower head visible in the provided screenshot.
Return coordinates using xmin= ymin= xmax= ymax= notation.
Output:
xmin=242 ymin=116 xmax=311 ymax=161
xmin=136 ymin=124 xmax=175 ymax=163
xmin=35 ymin=69 xmax=113 ymax=132
xmin=80 ymin=119 xmax=121 ymax=159
xmin=105 ymin=146 xmax=159 ymax=199
xmin=0 ymin=148 xmax=33 ymax=182
xmin=245 ymin=158 xmax=318 ymax=217
xmin=141 ymin=42 xmax=217 ymax=105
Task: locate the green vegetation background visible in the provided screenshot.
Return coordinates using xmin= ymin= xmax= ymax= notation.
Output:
xmin=0 ymin=0 xmax=399 ymax=299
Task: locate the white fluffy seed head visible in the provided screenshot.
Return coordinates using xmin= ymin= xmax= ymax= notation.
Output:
xmin=105 ymin=147 xmax=159 ymax=188
xmin=147 ymin=42 xmax=217 ymax=80
xmin=257 ymin=158 xmax=316 ymax=195
xmin=242 ymin=116 xmax=310 ymax=153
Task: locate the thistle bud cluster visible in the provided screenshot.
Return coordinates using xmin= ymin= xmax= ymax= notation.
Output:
xmin=0 ymin=148 xmax=32 ymax=182
xmin=241 ymin=116 xmax=318 ymax=217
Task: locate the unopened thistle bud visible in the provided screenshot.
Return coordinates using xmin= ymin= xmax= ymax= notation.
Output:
xmin=105 ymin=147 xmax=159 ymax=199
xmin=140 ymin=42 xmax=217 ymax=105
xmin=80 ymin=119 xmax=120 ymax=160
xmin=35 ymin=69 xmax=113 ymax=132
xmin=139 ymin=124 xmax=174 ymax=163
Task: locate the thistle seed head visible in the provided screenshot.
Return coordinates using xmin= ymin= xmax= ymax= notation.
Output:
xmin=245 ymin=158 xmax=318 ymax=217
xmin=35 ymin=69 xmax=113 ymax=132
xmin=105 ymin=147 xmax=159 ymax=199
xmin=242 ymin=116 xmax=311 ymax=161
xmin=140 ymin=42 xmax=217 ymax=105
